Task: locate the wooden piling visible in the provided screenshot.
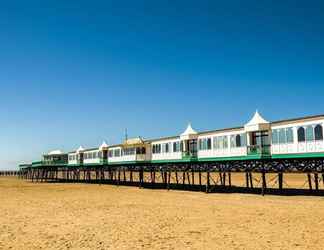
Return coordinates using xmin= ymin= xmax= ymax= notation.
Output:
xmin=314 ymin=173 xmax=319 ymax=191
xmin=249 ymin=172 xmax=253 ymax=188
xmin=261 ymin=171 xmax=266 ymax=196
xmin=278 ymin=172 xmax=283 ymax=192
xmin=307 ymin=173 xmax=312 ymax=191
xmin=206 ymin=170 xmax=210 ymax=193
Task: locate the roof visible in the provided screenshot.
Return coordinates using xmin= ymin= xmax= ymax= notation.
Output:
xmin=61 ymin=112 xmax=324 ymax=153
xmin=76 ymin=146 xmax=85 ymax=153
xmin=244 ymin=110 xmax=270 ymax=132
xmin=83 ymin=147 xmax=99 ymax=152
xmin=245 ymin=111 xmax=269 ymax=127
xmin=47 ymin=150 xmax=64 ymax=155
xmin=271 ymin=114 xmax=324 ymax=125
xmin=99 ymin=141 xmax=109 ymax=150
xmin=146 ymin=135 xmax=179 ymax=143
xmin=123 ymin=137 xmax=145 ymax=146
xmin=181 ymin=123 xmax=198 ymax=136
xmin=198 ymin=126 xmax=244 ymax=136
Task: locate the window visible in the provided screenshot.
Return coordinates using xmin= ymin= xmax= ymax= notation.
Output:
xmin=136 ymin=147 xmax=146 ymax=154
xmin=230 ymin=134 xmax=246 ymax=148
xmin=315 ymin=124 xmax=323 ymax=141
xmin=123 ymin=148 xmax=135 ymax=155
xmin=241 ymin=134 xmax=247 ymax=146
xmin=114 ymin=149 xmax=121 ymax=157
xmin=272 ymin=128 xmax=294 ymax=144
xmin=272 ymin=130 xmax=279 ymax=144
xmin=298 ymin=127 xmax=305 ymax=142
xmin=235 ymin=135 xmax=241 ymax=147
xmin=230 ymin=135 xmax=235 ymax=147
xmin=306 ymin=125 xmax=314 ymax=141
xmin=224 ymin=136 xmax=228 ymax=148
xmin=153 ymin=144 xmax=161 ymax=154
xmin=173 ymin=141 xmax=180 ymax=152
xmin=161 ymin=143 xmax=171 ymax=153
xmin=198 ymin=138 xmax=212 ymax=150
xmin=207 ymin=138 xmax=211 ymax=149
xmin=286 ymin=128 xmax=294 ymax=143
xmin=279 ymin=128 xmax=286 ymax=144
xmin=108 ymin=150 xmax=113 ymax=158
xmin=213 ymin=136 xmax=228 ymax=149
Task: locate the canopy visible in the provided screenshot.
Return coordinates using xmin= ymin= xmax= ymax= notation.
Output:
xmin=180 ymin=123 xmax=198 ymax=140
xmin=76 ymin=146 xmax=85 ymax=153
xmin=99 ymin=141 xmax=109 ymax=150
xmin=244 ymin=111 xmax=270 ymax=132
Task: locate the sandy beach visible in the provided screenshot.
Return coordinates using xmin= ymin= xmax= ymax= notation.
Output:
xmin=1 ymin=177 xmax=324 ymax=250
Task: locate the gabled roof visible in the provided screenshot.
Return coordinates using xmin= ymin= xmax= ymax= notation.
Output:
xmin=181 ymin=123 xmax=197 ymax=136
xmin=99 ymin=141 xmax=109 ymax=150
xmin=245 ymin=111 xmax=269 ymax=126
xmin=76 ymin=146 xmax=85 ymax=153
xmin=244 ymin=111 xmax=270 ymax=132
xmin=180 ymin=123 xmax=198 ymax=140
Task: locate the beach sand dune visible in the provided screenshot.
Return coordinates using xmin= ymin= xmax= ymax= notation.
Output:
xmin=1 ymin=177 xmax=324 ymax=249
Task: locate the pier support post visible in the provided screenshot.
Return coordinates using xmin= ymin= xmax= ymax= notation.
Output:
xmin=191 ymin=168 xmax=195 ymax=186
xmin=117 ymin=167 xmax=121 ymax=186
xmin=307 ymin=173 xmax=312 ymax=191
xmin=278 ymin=172 xmax=283 ymax=192
xmin=261 ymin=171 xmax=267 ymax=196
xmin=314 ymin=173 xmax=319 ymax=191
xmin=206 ymin=170 xmax=210 ymax=193
xmin=199 ymin=169 xmax=202 ymax=190
xmin=167 ymin=168 xmax=171 ymax=190
xmin=249 ymin=172 xmax=253 ymax=189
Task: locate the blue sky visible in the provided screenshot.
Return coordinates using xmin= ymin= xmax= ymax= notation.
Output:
xmin=1 ymin=1 xmax=324 ymax=169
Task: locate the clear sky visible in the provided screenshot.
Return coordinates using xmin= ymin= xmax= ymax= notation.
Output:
xmin=1 ymin=1 xmax=324 ymax=170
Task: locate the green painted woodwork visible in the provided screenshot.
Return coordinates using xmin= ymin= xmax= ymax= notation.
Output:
xmin=26 ymin=151 xmax=324 ymax=169
xmin=271 ymin=152 xmax=324 ymax=159
xmin=181 ymin=152 xmax=198 ymax=161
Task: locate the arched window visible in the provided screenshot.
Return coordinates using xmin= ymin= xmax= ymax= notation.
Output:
xmin=306 ymin=125 xmax=314 ymax=141
xmin=207 ymin=138 xmax=212 ymax=149
xmin=298 ymin=127 xmax=305 ymax=142
xmin=235 ymin=134 xmax=241 ymax=147
xmin=315 ymin=124 xmax=323 ymax=141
